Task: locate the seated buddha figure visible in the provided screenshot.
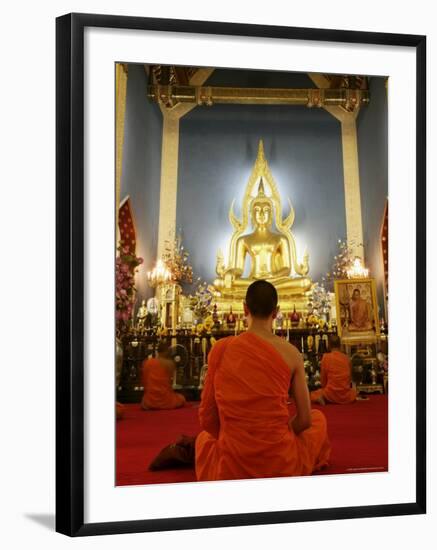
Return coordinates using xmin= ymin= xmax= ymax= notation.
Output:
xmin=214 ymin=180 xmax=312 ymax=296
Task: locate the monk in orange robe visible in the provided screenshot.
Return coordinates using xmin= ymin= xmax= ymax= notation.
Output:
xmin=195 ymin=280 xmax=331 ymax=482
xmin=141 ymin=341 xmax=186 ymax=410
xmin=310 ymin=335 xmax=356 ymax=405
xmin=349 ymin=288 xmax=372 ymax=331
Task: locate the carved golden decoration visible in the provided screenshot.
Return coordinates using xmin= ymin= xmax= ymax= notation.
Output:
xmin=148 ymin=85 xmax=369 ymax=111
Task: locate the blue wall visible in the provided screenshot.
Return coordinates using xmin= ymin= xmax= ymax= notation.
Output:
xmin=120 ymin=64 xmax=162 ymax=305
xmin=120 ymin=66 xmax=387 ymax=312
xmin=177 ymin=103 xmax=345 ymax=289
xmin=357 ymin=77 xmax=388 ymax=315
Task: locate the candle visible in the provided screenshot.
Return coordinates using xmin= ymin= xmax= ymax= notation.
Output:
xmin=202 ymin=337 xmax=207 ymax=363
xmin=301 ymin=336 xmax=304 ymax=352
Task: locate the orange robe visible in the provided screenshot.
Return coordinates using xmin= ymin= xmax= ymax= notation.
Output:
xmin=195 ymin=333 xmax=331 ymax=481
xmin=349 ymin=298 xmax=372 ymax=331
xmin=141 ymin=358 xmax=186 ymax=410
xmin=311 ymin=351 xmax=356 ymax=404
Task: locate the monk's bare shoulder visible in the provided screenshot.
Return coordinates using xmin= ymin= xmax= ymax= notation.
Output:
xmin=271 ymin=336 xmax=302 ymax=372
xmin=271 ymin=335 xmax=300 ymax=356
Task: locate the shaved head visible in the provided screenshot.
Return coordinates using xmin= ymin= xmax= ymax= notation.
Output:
xmin=245 ymin=280 xmax=278 ymax=319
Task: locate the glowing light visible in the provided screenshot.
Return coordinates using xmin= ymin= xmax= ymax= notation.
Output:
xmin=146 ymin=259 xmax=172 ymax=287
xmin=346 ymin=257 xmax=369 ymax=279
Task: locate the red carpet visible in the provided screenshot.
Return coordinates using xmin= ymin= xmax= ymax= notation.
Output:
xmin=116 ymin=395 xmax=388 ymax=486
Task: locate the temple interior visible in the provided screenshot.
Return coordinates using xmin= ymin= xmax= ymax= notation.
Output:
xmin=115 ymin=63 xmax=389 ymax=484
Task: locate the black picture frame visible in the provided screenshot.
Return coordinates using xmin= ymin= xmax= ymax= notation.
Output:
xmin=56 ymin=12 xmax=426 ymax=537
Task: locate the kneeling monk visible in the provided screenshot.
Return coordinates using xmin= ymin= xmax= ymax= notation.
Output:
xmin=310 ymin=335 xmax=356 ymax=405
xmin=141 ymin=341 xmax=186 ymax=410
xmin=196 ymin=280 xmax=331 ymax=482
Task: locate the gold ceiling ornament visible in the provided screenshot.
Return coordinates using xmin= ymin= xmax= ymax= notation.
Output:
xmin=150 ymin=65 xmax=203 ymax=87
xmin=147 ymin=85 xmax=369 ymax=112
xmin=226 ymin=140 xmax=307 ymax=277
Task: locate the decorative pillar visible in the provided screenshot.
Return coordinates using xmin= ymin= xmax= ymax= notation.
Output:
xmin=308 ymin=73 xmax=364 ymax=260
xmin=157 ymin=112 xmax=181 ymax=259
xmin=115 ymin=63 xmax=128 ymax=233
xmin=156 ymin=68 xmax=215 ymax=259
xmin=340 ymin=117 xmax=364 ymax=259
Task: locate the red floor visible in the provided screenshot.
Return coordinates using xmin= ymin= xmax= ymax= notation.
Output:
xmin=116 ymin=395 xmax=388 ymax=486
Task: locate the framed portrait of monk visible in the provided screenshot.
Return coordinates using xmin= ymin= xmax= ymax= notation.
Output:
xmin=334 ymin=279 xmax=380 ymax=339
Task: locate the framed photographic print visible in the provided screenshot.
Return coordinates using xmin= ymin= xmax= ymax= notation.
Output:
xmin=56 ymin=12 xmax=426 ymax=537
xmin=334 ymin=278 xmax=380 ymax=339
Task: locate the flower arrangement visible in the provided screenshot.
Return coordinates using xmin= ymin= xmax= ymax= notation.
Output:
xmin=115 ymin=241 xmax=143 ymax=334
xmin=188 ymin=280 xmax=214 ymax=321
xmin=307 ymin=313 xmax=322 ymax=327
xmin=162 ymin=232 xmax=193 ymax=284
xmin=322 ymin=239 xmax=364 ymax=290
xmin=307 ymin=282 xmax=332 ymax=321
xmin=377 ymin=352 xmax=388 ymax=374
xmin=203 ymin=315 xmax=214 ymax=333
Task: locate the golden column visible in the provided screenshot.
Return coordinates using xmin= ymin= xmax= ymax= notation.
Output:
xmin=340 ymin=115 xmax=364 ymax=260
xmin=115 ymin=63 xmax=128 ymax=234
xmin=157 ymin=110 xmax=182 ymax=259
xmin=156 ymin=69 xmax=214 ymax=259
xmin=308 ymin=73 xmax=364 ymax=261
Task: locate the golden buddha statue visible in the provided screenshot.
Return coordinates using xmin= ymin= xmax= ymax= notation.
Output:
xmin=212 ymin=140 xmax=313 ymax=312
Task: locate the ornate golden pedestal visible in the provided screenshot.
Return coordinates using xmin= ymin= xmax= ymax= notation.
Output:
xmin=212 ymin=288 xmax=312 ymax=317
